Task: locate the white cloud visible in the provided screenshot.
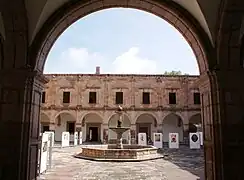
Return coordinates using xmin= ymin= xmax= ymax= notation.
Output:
xmin=46 ymin=47 xmax=105 ymax=73
xmin=111 ymin=47 xmax=158 ymax=74
xmin=45 ymin=47 xmax=159 ymax=74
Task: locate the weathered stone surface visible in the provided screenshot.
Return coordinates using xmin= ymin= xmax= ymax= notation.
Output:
xmin=41 ymin=74 xmax=201 ymax=125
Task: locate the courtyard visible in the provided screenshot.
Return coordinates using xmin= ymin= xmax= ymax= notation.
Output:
xmin=38 ymin=146 xmax=204 ymax=180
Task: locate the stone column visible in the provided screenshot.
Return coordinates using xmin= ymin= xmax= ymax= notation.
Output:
xmin=49 ymin=123 xmax=56 ymax=131
xmin=102 ymin=124 xmax=109 ymax=144
xmin=183 ymin=123 xmax=189 ymax=145
xmin=0 ymin=69 xmax=47 ymax=180
xmin=211 ymin=70 xmax=244 ymax=179
xmin=75 ymin=123 xmax=82 ymax=132
xmin=130 ymin=124 xmax=136 ymax=144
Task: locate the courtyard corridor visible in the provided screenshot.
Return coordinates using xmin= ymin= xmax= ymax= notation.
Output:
xmin=38 ymin=146 xmax=204 ymax=180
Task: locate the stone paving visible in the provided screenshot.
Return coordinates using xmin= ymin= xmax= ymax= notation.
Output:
xmin=38 ymin=146 xmax=204 ymax=180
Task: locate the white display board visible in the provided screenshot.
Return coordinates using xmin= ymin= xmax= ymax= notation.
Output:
xmin=74 ymin=132 xmax=78 ymax=146
xmin=153 ymin=133 xmax=163 ymax=148
xmin=79 ymin=132 xmax=82 ymax=145
xmin=138 ymin=133 xmax=147 ymax=146
xmin=189 ymin=133 xmax=201 ymax=149
xmin=61 ymin=132 xmax=70 ymax=147
xmin=44 ymin=131 xmax=54 ymax=147
xmin=40 ymin=133 xmax=49 ymax=174
xmin=199 ymin=132 xmax=203 ymax=146
xmin=168 ymin=133 xmax=179 ymax=149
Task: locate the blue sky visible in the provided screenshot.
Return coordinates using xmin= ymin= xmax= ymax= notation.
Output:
xmin=44 ymin=8 xmax=199 ymax=75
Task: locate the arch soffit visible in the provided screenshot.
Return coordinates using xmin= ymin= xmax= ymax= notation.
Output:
xmin=162 ymin=112 xmax=184 ymax=124
xmin=54 ymin=110 xmax=76 ymax=120
xmin=40 ymin=112 xmax=50 ymax=119
xmin=135 ymin=112 xmax=158 ymax=125
xmin=30 ymin=0 xmax=213 ymax=74
xmin=189 ymin=113 xmax=202 ymax=122
xmin=107 ymin=113 xmax=131 ymax=125
xmin=80 ymin=112 xmax=103 ymax=122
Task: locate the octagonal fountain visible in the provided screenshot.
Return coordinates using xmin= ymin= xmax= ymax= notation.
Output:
xmin=75 ymin=106 xmax=163 ymax=162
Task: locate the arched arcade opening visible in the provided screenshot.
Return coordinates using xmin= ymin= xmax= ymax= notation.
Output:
xmin=135 ymin=113 xmax=157 ymax=142
xmin=108 ymin=113 xmax=131 ymax=144
xmin=40 ymin=113 xmax=51 ymax=133
xmin=162 ymin=113 xmax=184 ymax=142
xmin=54 ymin=112 xmax=76 ymax=142
xmin=189 ymin=113 xmax=202 ymax=133
xmin=81 ymin=113 xmax=103 ymax=143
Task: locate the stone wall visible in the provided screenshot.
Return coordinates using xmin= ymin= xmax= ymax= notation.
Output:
xmin=40 ymin=74 xmax=201 ymax=143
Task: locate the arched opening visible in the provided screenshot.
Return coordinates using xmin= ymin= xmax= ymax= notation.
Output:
xmin=81 ymin=113 xmax=103 ymax=143
xmin=108 ymin=113 xmax=131 ymax=144
xmin=189 ymin=113 xmax=202 ymax=133
xmin=162 ymin=113 xmax=183 ymax=142
xmin=135 ymin=113 xmax=157 ymax=142
xmin=54 ymin=112 xmax=76 ymax=142
xmin=29 ymin=1 xmax=215 ymax=179
xmin=40 ymin=113 xmax=51 ymax=133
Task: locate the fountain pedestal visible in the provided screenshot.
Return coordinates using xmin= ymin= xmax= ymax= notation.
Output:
xmin=109 ymin=127 xmax=130 ymax=149
xmin=75 ymin=105 xmax=164 ymax=161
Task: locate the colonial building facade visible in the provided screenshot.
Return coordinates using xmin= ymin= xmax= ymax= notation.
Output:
xmin=40 ymin=70 xmax=202 ymax=144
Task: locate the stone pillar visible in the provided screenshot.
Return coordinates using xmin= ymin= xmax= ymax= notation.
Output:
xmin=211 ymin=70 xmax=244 ymax=179
xmin=130 ymin=124 xmax=136 ymax=144
xmin=183 ymin=124 xmax=189 ymax=145
xmin=75 ymin=123 xmax=82 ymax=132
xmin=102 ymin=124 xmax=108 ymax=144
xmin=0 ymin=69 xmax=47 ymax=180
xmin=49 ymin=122 xmax=56 ymax=131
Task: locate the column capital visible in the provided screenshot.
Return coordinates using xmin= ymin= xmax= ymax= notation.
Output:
xmin=0 ymin=67 xmax=48 ymax=85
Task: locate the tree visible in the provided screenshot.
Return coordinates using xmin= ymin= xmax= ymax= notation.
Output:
xmin=163 ymin=71 xmax=182 ymax=75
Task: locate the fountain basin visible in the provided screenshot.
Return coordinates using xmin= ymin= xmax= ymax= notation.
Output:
xmin=74 ymin=144 xmax=164 ymax=162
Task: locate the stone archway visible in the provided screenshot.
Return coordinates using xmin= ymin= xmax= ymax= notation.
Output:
xmin=81 ymin=113 xmax=103 ymax=143
xmin=31 ymin=1 xmax=212 ymax=74
xmin=162 ymin=113 xmax=184 ymax=142
xmin=54 ymin=112 xmax=76 ymax=142
xmin=189 ymin=113 xmax=202 ymax=133
xmin=135 ymin=113 xmax=157 ymax=142
xmin=40 ymin=112 xmax=51 ymax=133
xmin=20 ymin=0 xmax=218 ymax=179
xmin=108 ymin=113 xmax=131 ymax=144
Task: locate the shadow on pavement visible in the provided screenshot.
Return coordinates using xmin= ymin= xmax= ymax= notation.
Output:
xmin=158 ymin=146 xmax=205 ymax=180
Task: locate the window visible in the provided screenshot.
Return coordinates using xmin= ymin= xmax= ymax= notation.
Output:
xmin=63 ymin=91 xmax=70 ymax=103
xmin=115 ymin=92 xmax=123 ymax=104
xmin=41 ymin=92 xmax=46 ymax=103
xmin=169 ymin=92 xmax=176 ymax=104
xmin=67 ymin=122 xmax=75 ymax=134
xmin=194 ymin=92 xmax=201 ymax=104
xmin=142 ymin=92 xmax=150 ymax=104
xmin=89 ymin=92 xmax=97 ymax=104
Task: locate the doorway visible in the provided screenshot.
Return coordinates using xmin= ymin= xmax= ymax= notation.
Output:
xmin=89 ymin=127 xmax=99 ymax=142
xmin=139 ymin=126 xmax=149 ymax=136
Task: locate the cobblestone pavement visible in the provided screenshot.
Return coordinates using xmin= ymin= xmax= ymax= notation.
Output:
xmin=38 ymin=146 xmax=204 ymax=180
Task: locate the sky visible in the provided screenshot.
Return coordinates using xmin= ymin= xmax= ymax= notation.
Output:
xmin=44 ymin=8 xmax=199 ymax=75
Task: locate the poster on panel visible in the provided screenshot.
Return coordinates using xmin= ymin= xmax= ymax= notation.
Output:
xmin=79 ymin=132 xmax=83 ymax=145
xmin=189 ymin=133 xmax=201 ymax=149
xmin=138 ymin=133 xmax=147 ymax=146
xmin=61 ymin=132 xmax=70 ymax=147
xmin=199 ymin=132 xmax=203 ymax=146
xmin=168 ymin=133 xmax=179 ymax=149
xmin=153 ymin=133 xmax=163 ymax=148
xmin=40 ymin=133 xmax=49 ymax=174
xmin=74 ymin=132 xmax=78 ymax=146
